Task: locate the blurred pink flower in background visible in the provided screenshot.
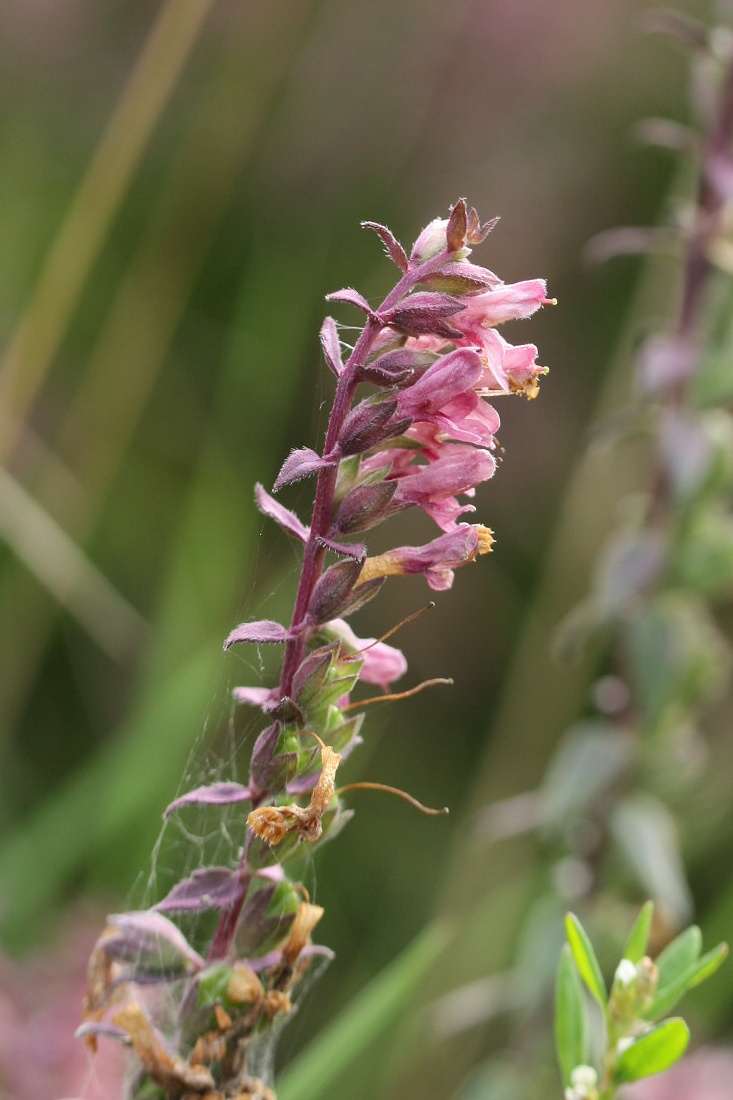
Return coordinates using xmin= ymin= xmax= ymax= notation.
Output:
xmin=0 ymin=911 xmax=123 ymax=1100
xmin=623 ymin=1048 xmax=733 ymax=1100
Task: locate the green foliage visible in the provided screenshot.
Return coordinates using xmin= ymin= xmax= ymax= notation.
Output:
xmin=555 ymin=905 xmax=727 ymax=1098
xmin=614 ymin=1018 xmax=690 ymax=1084
xmin=622 ymin=901 xmax=654 ymax=964
xmin=564 ymin=912 xmax=607 ymax=1011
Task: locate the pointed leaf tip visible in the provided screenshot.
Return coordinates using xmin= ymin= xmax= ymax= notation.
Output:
xmin=165 ymin=782 xmax=253 ymax=817
xmin=326 ymin=287 xmax=373 ymax=315
xmin=224 ymin=620 xmax=293 ymax=648
xmin=320 ymin=316 xmax=344 ymax=377
xmin=565 ymin=912 xmax=608 ymax=1009
xmin=362 ymin=221 xmax=408 ymax=272
xmin=624 ymin=901 xmax=655 ymax=964
xmin=446 ymin=199 xmax=468 ymax=252
xmin=255 ymin=483 xmax=309 ymax=542
xmin=274 ymin=448 xmax=334 ymax=492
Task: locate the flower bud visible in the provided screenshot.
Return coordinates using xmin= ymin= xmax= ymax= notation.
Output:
xmin=565 ymin=1064 xmax=599 ymax=1100
xmin=411 ymin=218 xmax=451 ymax=262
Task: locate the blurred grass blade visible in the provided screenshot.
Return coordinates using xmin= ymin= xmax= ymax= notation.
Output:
xmin=0 ymin=0 xmax=215 ymax=466
xmin=0 ymin=468 xmax=146 ymax=660
xmin=278 ymin=922 xmax=450 ymax=1100
xmin=0 ymin=0 xmax=318 ymax=746
xmin=0 ymin=645 xmax=219 ymax=948
xmin=0 ymin=224 xmax=330 ymax=944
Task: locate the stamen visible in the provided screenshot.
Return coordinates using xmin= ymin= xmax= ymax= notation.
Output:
xmin=343 ymin=602 xmax=435 ymax=659
xmin=340 ymin=677 xmax=453 ymax=711
xmin=338 ymin=780 xmax=449 ymax=816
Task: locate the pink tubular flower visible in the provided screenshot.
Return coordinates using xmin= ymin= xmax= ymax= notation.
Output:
xmin=401 ymin=279 xmax=550 ymax=399
xmin=324 ymin=618 xmax=407 ymax=689
xmin=359 ymin=523 xmax=494 ymax=590
xmin=391 ymin=444 xmax=496 ymax=531
xmin=474 ymin=327 xmax=545 ymax=397
xmin=457 ymin=278 xmax=549 ymax=326
xmin=396 ymin=347 xmax=501 ymax=448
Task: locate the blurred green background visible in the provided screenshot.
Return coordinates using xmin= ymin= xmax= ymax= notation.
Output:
xmin=0 ymin=1 xmax=730 ymax=1098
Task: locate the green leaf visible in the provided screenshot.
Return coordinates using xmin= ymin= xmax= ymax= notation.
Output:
xmin=645 ymin=942 xmax=729 ymax=1021
xmin=614 ymin=1018 xmax=689 ymax=1084
xmin=555 ymin=944 xmax=589 ymax=1086
xmin=624 ymin=901 xmax=654 ymax=964
xmin=278 ymin=922 xmax=449 ymax=1100
xmin=565 ymin=913 xmax=607 ymax=1010
xmin=656 ymin=926 xmax=702 ymax=989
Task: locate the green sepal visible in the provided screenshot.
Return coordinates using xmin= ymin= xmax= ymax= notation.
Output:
xmin=565 ymin=912 xmax=607 ymax=1010
xmin=322 ymin=711 xmax=364 ymax=753
xmin=554 ymin=944 xmax=589 ymax=1086
xmin=613 ymin=1018 xmax=689 ymax=1084
xmin=196 ymin=961 xmax=233 ymax=1008
xmin=623 ymin=901 xmax=654 ymax=964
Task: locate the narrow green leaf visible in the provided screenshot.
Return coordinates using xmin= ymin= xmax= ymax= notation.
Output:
xmin=645 ymin=942 xmax=729 ymax=1021
xmin=555 ymin=944 xmax=589 ymax=1086
xmin=656 ymin=926 xmax=702 ymax=990
xmin=614 ymin=1018 xmax=689 ymax=1084
xmin=624 ymin=901 xmax=654 ymax=964
xmin=278 ymin=922 xmax=450 ymax=1100
xmin=565 ymin=913 xmax=607 ymax=1010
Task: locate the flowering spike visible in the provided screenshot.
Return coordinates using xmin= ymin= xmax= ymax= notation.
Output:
xmin=82 ymin=204 xmax=550 ymax=1096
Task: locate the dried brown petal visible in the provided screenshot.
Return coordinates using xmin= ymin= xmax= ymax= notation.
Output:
xmin=112 ymin=1002 xmax=215 ymax=1092
xmin=282 ymin=902 xmax=325 ymax=965
xmin=227 ymin=963 xmax=265 ymax=1006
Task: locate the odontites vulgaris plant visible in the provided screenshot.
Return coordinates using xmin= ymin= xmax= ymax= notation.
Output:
xmin=79 ymin=199 xmax=553 ymax=1100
